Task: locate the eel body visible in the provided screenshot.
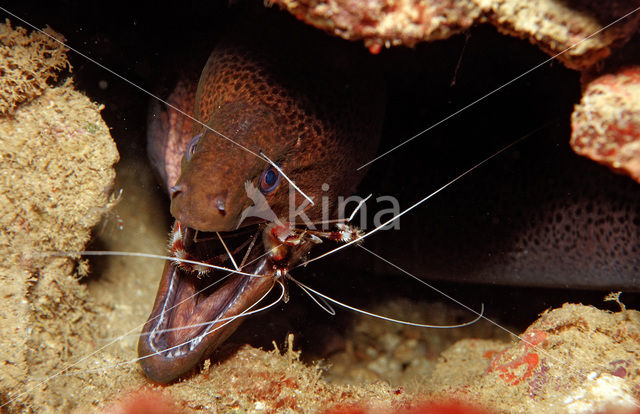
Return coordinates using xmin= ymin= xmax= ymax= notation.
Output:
xmin=141 ymin=14 xmax=384 ymax=383
xmin=363 ymin=133 xmax=640 ymax=291
xmin=141 ymin=9 xmax=640 ymax=384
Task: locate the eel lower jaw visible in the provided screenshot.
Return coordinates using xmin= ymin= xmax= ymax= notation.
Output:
xmin=138 ymin=225 xmax=274 ymax=383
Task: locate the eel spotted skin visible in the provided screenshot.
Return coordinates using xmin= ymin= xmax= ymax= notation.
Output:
xmin=142 ymin=7 xmax=640 ymax=384
xmin=141 ymin=11 xmax=384 ymax=383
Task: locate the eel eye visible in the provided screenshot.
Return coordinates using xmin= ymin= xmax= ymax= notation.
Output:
xmin=185 ymin=133 xmax=202 ymax=162
xmin=259 ymin=165 xmax=282 ymax=194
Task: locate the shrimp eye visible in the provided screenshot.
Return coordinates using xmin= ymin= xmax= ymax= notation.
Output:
xmin=259 ymin=165 xmax=281 ymax=194
xmin=185 ymin=133 xmax=202 ymax=162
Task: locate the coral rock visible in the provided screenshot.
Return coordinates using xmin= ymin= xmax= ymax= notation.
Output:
xmin=0 ymin=19 xmax=70 ymax=114
xmin=271 ymin=0 xmax=640 ymax=69
xmin=427 ymin=302 xmax=640 ymax=413
xmin=0 ymin=20 xmax=119 ymax=413
xmin=571 ymin=67 xmax=640 ymax=183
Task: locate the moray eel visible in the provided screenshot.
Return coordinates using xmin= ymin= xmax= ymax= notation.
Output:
xmin=365 ymin=134 xmax=640 ymax=291
xmin=141 ymin=8 xmax=640 ymax=384
xmin=141 ymin=14 xmax=384 ymax=383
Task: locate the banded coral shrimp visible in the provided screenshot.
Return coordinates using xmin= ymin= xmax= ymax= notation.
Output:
xmin=2 ymin=1 xmax=640 ymax=413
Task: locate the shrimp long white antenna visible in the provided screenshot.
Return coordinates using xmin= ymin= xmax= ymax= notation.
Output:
xmin=347 ymin=193 xmax=372 ymax=222
xmin=289 ymin=275 xmax=484 ymax=329
xmin=3 ymin=245 xmax=281 ymax=409
xmin=293 ymin=278 xmax=336 ymax=315
xmin=0 ymin=6 xmax=264 ymax=162
xmin=356 ymin=5 xmax=640 ymax=170
xmin=299 ymin=122 xmax=554 ymax=267
xmin=54 ymin=280 xmax=286 ymax=377
xmin=357 ymin=244 xmax=640 ymax=410
xmin=217 ymin=232 xmax=239 ymax=270
xmin=296 ymin=194 xmax=370 ymax=228
xmin=36 ymin=250 xmax=264 ymax=279
xmin=239 ymin=230 xmax=260 ymax=269
xmin=358 ymin=245 xmax=483 ymax=320
xmin=259 ymin=149 xmax=315 ymax=206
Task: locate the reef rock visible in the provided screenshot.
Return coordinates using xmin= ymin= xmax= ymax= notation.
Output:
xmin=0 ymin=21 xmax=119 ymax=412
xmin=571 ymin=67 xmax=640 ymax=183
xmin=427 ymin=300 xmax=640 ymax=413
xmin=271 ymin=0 xmax=640 ymax=69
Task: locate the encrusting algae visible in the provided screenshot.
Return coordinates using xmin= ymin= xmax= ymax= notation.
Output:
xmin=272 ymin=0 xmax=640 ymax=69
xmin=0 ymin=20 xmax=70 ymax=114
xmin=0 ymin=20 xmax=119 ymax=412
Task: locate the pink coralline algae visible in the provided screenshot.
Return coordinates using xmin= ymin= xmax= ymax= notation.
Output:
xmin=571 ymin=67 xmax=640 ymax=184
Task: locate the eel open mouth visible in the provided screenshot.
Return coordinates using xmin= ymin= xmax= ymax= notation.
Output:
xmin=138 ymin=222 xmax=276 ymax=383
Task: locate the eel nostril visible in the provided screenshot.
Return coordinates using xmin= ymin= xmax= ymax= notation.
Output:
xmin=215 ymin=197 xmax=226 ymax=216
xmin=170 ymin=184 xmax=184 ymax=199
